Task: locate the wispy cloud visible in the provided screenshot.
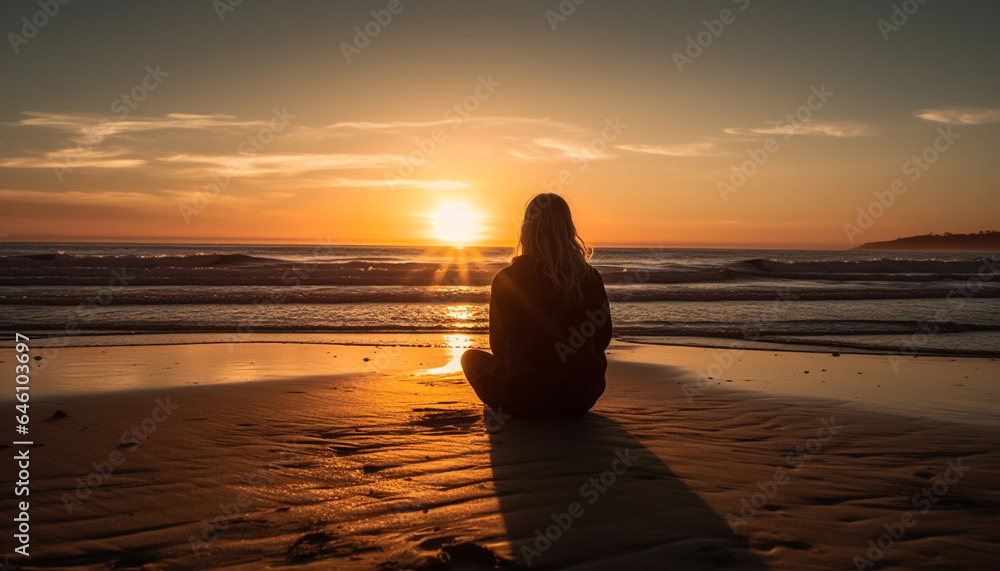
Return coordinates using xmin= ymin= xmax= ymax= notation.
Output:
xmin=327 ymin=177 xmax=470 ymax=190
xmin=617 ymin=141 xmax=725 ymax=157
xmin=0 ymin=149 xmax=145 ymax=170
xmin=327 ymin=115 xmax=611 ymax=164
xmin=505 ymin=137 xmax=613 ymax=162
xmin=326 ymin=116 xmax=585 ymax=133
xmin=0 ymin=188 xmax=167 ymax=205
xmin=915 ymin=107 xmax=1000 ymax=125
xmin=327 ymin=119 xmax=457 ymax=133
xmin=12 ymin=111 xmax=268 ymax=139
xmin=158 ymin=153 xmax=404 ymax=176
xmin=724 ymin=120 xmax=874 ymax=138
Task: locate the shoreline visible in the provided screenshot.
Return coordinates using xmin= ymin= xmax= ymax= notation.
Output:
xmin=7 ymin=338 xmax=999 ymax=427
xmin=5 ymin=330 xmax=999 ymax=360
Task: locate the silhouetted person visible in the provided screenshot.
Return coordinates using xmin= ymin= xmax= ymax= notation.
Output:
xmin=461 ymin=193 xmax=611 ymax=417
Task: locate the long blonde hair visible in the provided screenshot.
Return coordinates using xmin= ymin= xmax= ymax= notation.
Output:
xmin=515 ymin=193 xmax=593 ymax=305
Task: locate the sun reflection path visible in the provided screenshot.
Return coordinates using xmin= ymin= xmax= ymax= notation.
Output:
xmin=422 ymin=245 xmax=490 ymax=287
xmin=410 ymin=245 xmax=494 ymax=376
xmin=419 ymin=333 xmax=476 ymax=376
xmin=445 ymin=304 xmax=475 ymax=322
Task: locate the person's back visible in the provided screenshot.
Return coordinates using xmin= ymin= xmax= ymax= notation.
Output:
xmin=461 ymin=193 xmax=612 ymax=417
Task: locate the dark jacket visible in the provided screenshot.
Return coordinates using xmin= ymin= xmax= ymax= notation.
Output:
xmin=484 ymin=255 xmax=612 ymax=417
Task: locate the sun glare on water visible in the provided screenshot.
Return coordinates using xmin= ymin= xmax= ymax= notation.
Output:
xmin=431 ymin=202 xmax=481 ymax=247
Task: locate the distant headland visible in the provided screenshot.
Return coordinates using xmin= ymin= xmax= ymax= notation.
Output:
xmin=853 ymin=231 xmax=1000 ymax=252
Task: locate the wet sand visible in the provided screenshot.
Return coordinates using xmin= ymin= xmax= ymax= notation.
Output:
xmin=2 ymin=341 xmax=998 ymax=569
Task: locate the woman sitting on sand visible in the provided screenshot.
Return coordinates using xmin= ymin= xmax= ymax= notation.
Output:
xmin=461 ymin=193 xmax=612 ymax=417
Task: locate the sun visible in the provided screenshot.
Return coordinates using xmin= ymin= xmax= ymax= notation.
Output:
xmin=431 ymin=202 xmax=482 ymax=247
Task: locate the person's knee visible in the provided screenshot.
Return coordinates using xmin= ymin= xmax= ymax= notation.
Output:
xmin=460 ymin=350 xmax=482 ymax=377
xmin=462 ymin=349 xmax=492 ymax=366
xmin=460 ymin=349 xmax=476 ymax=370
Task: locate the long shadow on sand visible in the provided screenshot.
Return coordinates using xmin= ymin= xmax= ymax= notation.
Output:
xmin=488 ymin=412 xmax=768 ymax=569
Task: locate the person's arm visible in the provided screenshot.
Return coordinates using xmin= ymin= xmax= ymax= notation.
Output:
xmin=593 ymin=271 xmax=613 ymax=352
xmin=489 ymin=271 xmax=511 ymax=359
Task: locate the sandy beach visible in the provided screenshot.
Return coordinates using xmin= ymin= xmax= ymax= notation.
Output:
xmin=2 ymin=340 xmax=998 ymax=570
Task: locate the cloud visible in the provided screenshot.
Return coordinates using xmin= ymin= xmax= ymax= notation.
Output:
xmin=325 ymin=116 xmax=615 ymax=164
xmin=0 ymin=149 xmax=405 ymax=178
xmin=0 ymin=150 xmax=145 ymax=170
xmin=504 ymin=138 xmax=612 ymax=162
xmin=327 ymin=119 xmax=457 ymax=132
xmin=158 ymin=153 xmax=405 ymax=176
xmin=724 ymin=120 xmax=874 ymax=138
xmin=0 ymin=188 xmax=167 ymax=205
xmin=617 ymin=141 xmax=725 ymax=157
xmin=326 ymin=116 xmax=584 ymax=133
xmin=915 ymin=107 xmax=1000 ymax=125
xmin=12 ymin=111 xmax=268 ymax=139
xmin=327 ymin=177 xmax=471 ymax=191
xmin=327 ymin=116 xmax=613 ymax=163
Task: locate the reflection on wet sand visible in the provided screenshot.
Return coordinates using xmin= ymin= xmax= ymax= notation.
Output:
xmin=419 ymin=332 xmax=475 ymax=375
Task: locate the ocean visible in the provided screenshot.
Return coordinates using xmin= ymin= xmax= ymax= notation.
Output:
xmin=1 ymin=243 xmax=998 ymax=357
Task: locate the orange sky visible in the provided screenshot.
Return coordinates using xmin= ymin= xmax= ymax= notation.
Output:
xmin=1 ymin=1 xmax=998 ymax=249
